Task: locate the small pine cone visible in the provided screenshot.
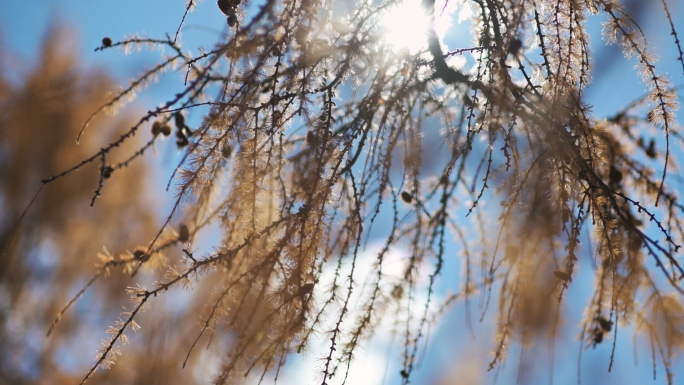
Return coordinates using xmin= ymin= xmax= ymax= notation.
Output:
xmin=272 ymin=110 xmax=282 ymax=123
xmin=401 ymin=191 xmax=413 ymax=203
xmin=178 ymin=224 xmax=190 ymax=243
xmin=306 ymin=131 xmax=318 ymax=146
xmin=176 ymin=136 xmax=189 ymax=148
xmin=553 ymin=270 xmax=571 ymax=281
xmin=227 ymin=15 xmax=237 ymax=27
xmin=221 ymin=144 xmax=232 ymax=159
xmin=133 ymin=247 xmax=149 ymax=261
xmin=217 ymin=0 xmax=232 ymax=16
xmin=151 ymin=121 xmax=162 ymax=136
xmin=101 ymin=165 xmax=113 ymax=179
xmin=297 ymin=283 xmax=315 ymax=296
xmin=174 ymin=113 xmax=185 ymax=130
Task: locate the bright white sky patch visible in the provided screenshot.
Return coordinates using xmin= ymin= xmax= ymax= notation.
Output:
xmin=276 ymin=243 xmax=445 ymax=384
xmin=380 ymin=0 xmax=457 ymax=54
xmin=381 ymin=0 xmax=431 ymax=53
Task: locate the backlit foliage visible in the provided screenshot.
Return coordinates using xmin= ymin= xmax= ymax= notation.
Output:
xmin=6 ymin=0 xmax=684 ymax=384
xmin=0 ymin=26 xmax=167 ymax=384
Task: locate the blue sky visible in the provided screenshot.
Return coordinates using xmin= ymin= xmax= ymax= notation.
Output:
xmin=2 ymin=1 xmax=684 ymax=385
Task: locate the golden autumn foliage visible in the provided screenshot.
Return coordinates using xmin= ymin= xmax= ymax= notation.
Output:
xmin=3 ymin=1 xmax=684 ymax=384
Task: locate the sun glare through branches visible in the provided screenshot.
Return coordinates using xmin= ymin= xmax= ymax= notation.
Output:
xmin=379 ymin=0 xmax=458 ymax=54
xmin=380 ymin=0 xmax=431 ymax=53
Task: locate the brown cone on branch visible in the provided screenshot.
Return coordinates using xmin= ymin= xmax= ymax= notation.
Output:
xmin=217 ymin=0 xmax=232 ymax=16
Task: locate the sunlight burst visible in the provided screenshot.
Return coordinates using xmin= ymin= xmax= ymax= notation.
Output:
xmin=381 ymin=0 xmax=430 ymax=53
xmin=380 ymin=0 xmax=455 ymax=54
